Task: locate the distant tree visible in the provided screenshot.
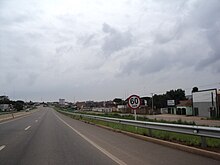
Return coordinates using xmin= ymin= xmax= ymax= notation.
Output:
xmin=141 ymin=97 xmax=151 ymax=106
xmin=14 ymin=100 xmax=24 ymax=111
xmin=0 ymin=96 xmax=10 ymax=104
xmin=192 ymin=87 xmax=199 ymax=93
xmin=113 ymin=98 xmax=125 ymax=105
xmin=28 ymin=101 xmax=34 ymax=105
xmin=166 ymin=89 xmax=186 ymax=105
xmin=153 ymin=94 xmax=167 ymax=109
xmin=142 ymin=89 xmax=186 ymax=109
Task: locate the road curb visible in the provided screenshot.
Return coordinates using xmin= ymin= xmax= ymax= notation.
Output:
xmin=83 ymin=121 xmax=220 ymax=161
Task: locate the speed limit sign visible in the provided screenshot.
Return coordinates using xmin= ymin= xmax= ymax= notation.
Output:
xmin=128 ymin=95 xmax=141 ymax=109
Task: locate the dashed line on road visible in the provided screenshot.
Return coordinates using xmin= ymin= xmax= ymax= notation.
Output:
xmin=0 ymin=145 xmax=6 ymax=151
xmin=35 ymin=120 xmax=38 ymax=122
xmin=25 ymin=126 xmax=31 ymax=131
xmin=53 ymin=112 xmax=127 ymax=165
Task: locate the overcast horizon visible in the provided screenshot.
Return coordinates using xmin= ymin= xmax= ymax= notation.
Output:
xmin=1 ymin=0 xmax=220 ymax=102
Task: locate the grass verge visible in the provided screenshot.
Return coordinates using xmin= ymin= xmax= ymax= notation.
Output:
xmin=73 ymin=111 xmax=197 ymax=125
xmin=57 ymin=109 xmax=220 ymax=152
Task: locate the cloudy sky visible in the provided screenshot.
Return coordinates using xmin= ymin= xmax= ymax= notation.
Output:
xmin=0 ymin=0 xmax=220 ymax=102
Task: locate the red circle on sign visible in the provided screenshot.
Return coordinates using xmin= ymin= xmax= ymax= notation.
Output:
xmin=128 ymin=95 xmax=141 ymax=110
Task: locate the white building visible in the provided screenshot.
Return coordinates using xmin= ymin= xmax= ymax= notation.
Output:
xmin=192 ymin=89 xmax=219 ymax=118
xmin=92 ymin=107 xmax=112 ymax=113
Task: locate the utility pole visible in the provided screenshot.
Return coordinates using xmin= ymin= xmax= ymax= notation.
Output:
xmin=151 ymin=93 xmax=154 ymax=112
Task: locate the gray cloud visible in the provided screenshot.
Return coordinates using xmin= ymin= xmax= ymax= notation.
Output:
xmin=118 ymin=48 xmax=172 ymax=76
xmin=191 ymin=0 xmax=220 ymax=28
xmin=0 ymin=0 xmax=220 ymax=101
xmin=102 ymin=23 xmax=133 ymax=55
xmin=77 ymin=34 xmax=96 ymax=47
xmin=102 ymin=23 xmax=116 ymax=33
xmin=117 ymin=0 xmax=220 ymax=76
xmin=190 ymin=0 xmax=220 ymax=72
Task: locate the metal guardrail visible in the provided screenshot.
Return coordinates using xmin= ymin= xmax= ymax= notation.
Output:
xmin=59 ymin=110 xmax=220 ymax=147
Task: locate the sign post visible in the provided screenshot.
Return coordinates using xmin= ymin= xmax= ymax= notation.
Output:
xmin=128 ymin=95 xmax=141 ymax=120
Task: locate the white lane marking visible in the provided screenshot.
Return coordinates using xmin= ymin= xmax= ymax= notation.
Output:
xmin=25 ymin=126 xmax=31 ymax=131
xmin=53 ymin=112 xmax=126 ymax=165
xmin=35 ymin=120 xmax=38 ymax=122
xmin=0 ymin=145 xmax=6 ymax=151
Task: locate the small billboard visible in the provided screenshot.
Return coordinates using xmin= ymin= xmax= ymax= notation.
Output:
xmin=167 ymin=100 xmax=175 ymax=106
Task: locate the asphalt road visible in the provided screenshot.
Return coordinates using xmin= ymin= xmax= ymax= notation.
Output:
xmin=0 ymin=106 xmax=219 ymax=165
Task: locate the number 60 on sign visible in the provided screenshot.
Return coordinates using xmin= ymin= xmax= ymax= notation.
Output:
xmin=128 ymin=95 xmax=141 ymax=109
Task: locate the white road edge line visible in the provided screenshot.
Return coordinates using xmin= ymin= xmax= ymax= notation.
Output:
xmin=25 ymin=126 xmax=31 ymax=131
xmin=54 ymin=112 xmax=126 ymax=165
xmin=0 ymin=145 xmax=6 ymax=151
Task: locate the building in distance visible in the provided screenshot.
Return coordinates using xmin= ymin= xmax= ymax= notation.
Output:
xmin=59 ymin=99 xmax=65 ymax=105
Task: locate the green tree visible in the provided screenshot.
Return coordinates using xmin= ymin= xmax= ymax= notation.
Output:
xmin=0 ymin=96 xmax=10 ymax=104
xmin=14 ymin=100 xmax=24 ymax=111
xmin=113 ymin=98 xmax=125 ymax=105
xmin=166 ymin=89 xmax=186 ymax=105
xmin=141 ymin=97 xmax=151 ymax=106
xmin=153 ymin=94 xmax=167 ymax=109
xmin=192 ymin=87 xmax=199 ymax=93
xmin=151 ymin=89 xmax=186 ymax=109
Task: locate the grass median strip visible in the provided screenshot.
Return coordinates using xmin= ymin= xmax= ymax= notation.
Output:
xmin=57 ymin=110 xmax=220 ymax=152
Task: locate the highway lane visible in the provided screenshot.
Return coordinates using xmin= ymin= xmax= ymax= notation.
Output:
xmin=0 ymin=106 xmax=219 ymax=165
xmin=0 ymin=107 xmax=46 ymax=159
xmin=0 ymin=106 xmax=117 ymax=165
xmin=54 ymin=109 xmax=220 ymax=165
